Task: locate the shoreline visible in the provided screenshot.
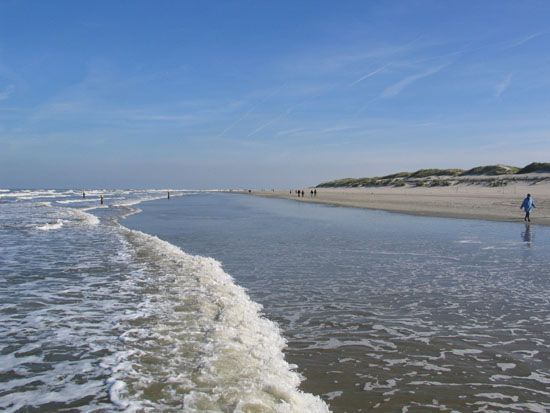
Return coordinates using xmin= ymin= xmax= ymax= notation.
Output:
xmin=239 ymin=184 xmax=550 ymax=226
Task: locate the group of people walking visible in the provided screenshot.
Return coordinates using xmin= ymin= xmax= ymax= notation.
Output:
xmin=291 ymin=189 xmax=317 ymax=198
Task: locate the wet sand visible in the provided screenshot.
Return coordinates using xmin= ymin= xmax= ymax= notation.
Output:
xmin=248 ymin=181 xmax=550 ymax=226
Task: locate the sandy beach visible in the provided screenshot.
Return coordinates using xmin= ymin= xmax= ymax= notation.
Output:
xmin=250 ymin=180 xmax=550 ymax=226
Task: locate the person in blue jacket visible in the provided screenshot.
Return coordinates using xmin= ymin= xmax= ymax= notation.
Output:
xmin=520 ymin=193 xmax=536 ymax=222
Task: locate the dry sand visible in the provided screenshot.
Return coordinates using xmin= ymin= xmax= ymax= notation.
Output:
xmin=248 ymin=180 xmax=550 ymax=226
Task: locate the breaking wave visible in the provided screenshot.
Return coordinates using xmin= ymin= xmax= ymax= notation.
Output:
xmin=110 ymin=227 xmax=329 ymax=412
xmin=36 ymin=219 xmax=64 ymax=231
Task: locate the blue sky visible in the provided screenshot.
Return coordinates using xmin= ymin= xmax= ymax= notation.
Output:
xmin=1 ymin=1 xmax=549 ymax=188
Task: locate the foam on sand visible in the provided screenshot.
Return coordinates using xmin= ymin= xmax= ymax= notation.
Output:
xmin=112 ymin=227 xmax=330 ymax=412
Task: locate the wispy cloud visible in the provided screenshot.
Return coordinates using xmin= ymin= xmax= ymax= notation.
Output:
xmin=349 ymin=65 xmax=388 ymax=86
xmin=275 ymin=127 xmax=307 ymax=137
xmin=217 ymin=83 xmax=287 ymax=138
xmin=494 ymin=73 xmax=513 ymax=98
xmin=504 ymin=31 xmax=546 ymax=49
xmin=281 ymin=34 xmax=427 ymax=75
xmin=216 ymin=106 xmax=255 ymax=138
xmin=247 ymin=108 xmax=293 ymax=138
xmin=382 ymin=65 xmax=445 ymax=98
xmin=0 ymin=84 xmax=15 ymax=101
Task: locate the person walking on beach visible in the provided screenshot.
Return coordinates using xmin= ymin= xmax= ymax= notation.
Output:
xmin=520 ymin=193 xmax=536 ymax=222
xmin=100 ymin=195 xmax=104 ymax=205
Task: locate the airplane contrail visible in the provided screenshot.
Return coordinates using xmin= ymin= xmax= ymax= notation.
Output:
xmin=247 ymin=107 xmax=293 ymax=138
xmin=349 ymin=65 xmax=388 ymax=86
xmin=217 ymin=83 xmax=287 ymax=138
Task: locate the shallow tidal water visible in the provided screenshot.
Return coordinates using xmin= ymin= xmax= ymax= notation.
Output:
xmin=1 ymin=189 xmax=549 ymax=412
xmin=125 ymin=193 xmax=550 ymax=413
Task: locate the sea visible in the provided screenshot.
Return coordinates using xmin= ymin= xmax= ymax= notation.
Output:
xmin=1 ymin=189 xmax=549 ymax=413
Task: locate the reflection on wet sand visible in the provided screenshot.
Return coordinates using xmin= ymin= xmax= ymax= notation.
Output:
xmin=522 ymin=223 xmax=533 ymax=245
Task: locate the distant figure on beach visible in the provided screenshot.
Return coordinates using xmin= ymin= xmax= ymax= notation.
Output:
xmin=82 ymin=191 xmax=86 ymax=199
xmin=248 ymin=189 xmax=252 ymax=193
xmin=310 ymin=190 xmax=313 ymax=197
xmin=100 ymin=195 xmax=104 ymax=205
xmin=167 ymin=191 xmax=170 ymax=199
xmin=520 ymin=193 xmax=535 ymax=222
xmin=314 ymin=189 xmax=317 ymax=197
xmin=289 ymin=190 xmax=292 ymax=195
xmin=301 ymin=190 xmax=305 ymax=197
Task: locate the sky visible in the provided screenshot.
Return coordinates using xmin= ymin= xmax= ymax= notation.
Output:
xmin=1 ymin=0 xmax=550 ymax=188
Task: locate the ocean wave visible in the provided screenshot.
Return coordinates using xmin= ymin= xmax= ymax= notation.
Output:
xmin=70 ymin=208 xmax=100 ymax=226
xmin=56 ymin=198 xmax=96 ymax=204
xmin=36 ymin=219 xmax=65 ymax=231
xmin=111 ymin=194 xmax=171 ymax=207
xmin=112 ymin=227 xmax=329 ymax=412
xmin=0 ymin=190 xmax=73 ymax=200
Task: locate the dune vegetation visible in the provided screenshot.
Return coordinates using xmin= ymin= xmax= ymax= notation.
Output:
xmin=517 ymin=162 xmax=550 ymax=174
xmin=317 ymin=163 xmax=549 ymax=188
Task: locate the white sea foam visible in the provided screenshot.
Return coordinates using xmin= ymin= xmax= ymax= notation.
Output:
xmin=56 ymin=198 xmax=95 ymax=204
xmin=112 ymin=197 xmax=159 ymax=207
xmin=363 ymin=378 xmax=398 ymax=391
xmin=323 ymin=391 xmax=343 ymax=401
xmin=473 ymin=400 xmax=548 ymax=412
xmin=303 ymin=337 xmax=397 ymax=352
xmin=527 ymin=372 xmax=550 ymax=384
xmin=0 ymin=190 xmax=72 ymax=200
xmin=107 ymin=379 xmax=130 ymax=409
xmin=112 ymin=228 xmax=330 ymax=412
xmin=497 ymin=363 xmax=516 ymax=372
xmin=451 ymin=349 xmax=483 ymax=356
xmin=70 ymin=208 xmax=100 ymax=226
xmin=476 ymin=392 xmax=519 ymax=402
xmin=36 ymin=219 xmax=64 ymax=231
